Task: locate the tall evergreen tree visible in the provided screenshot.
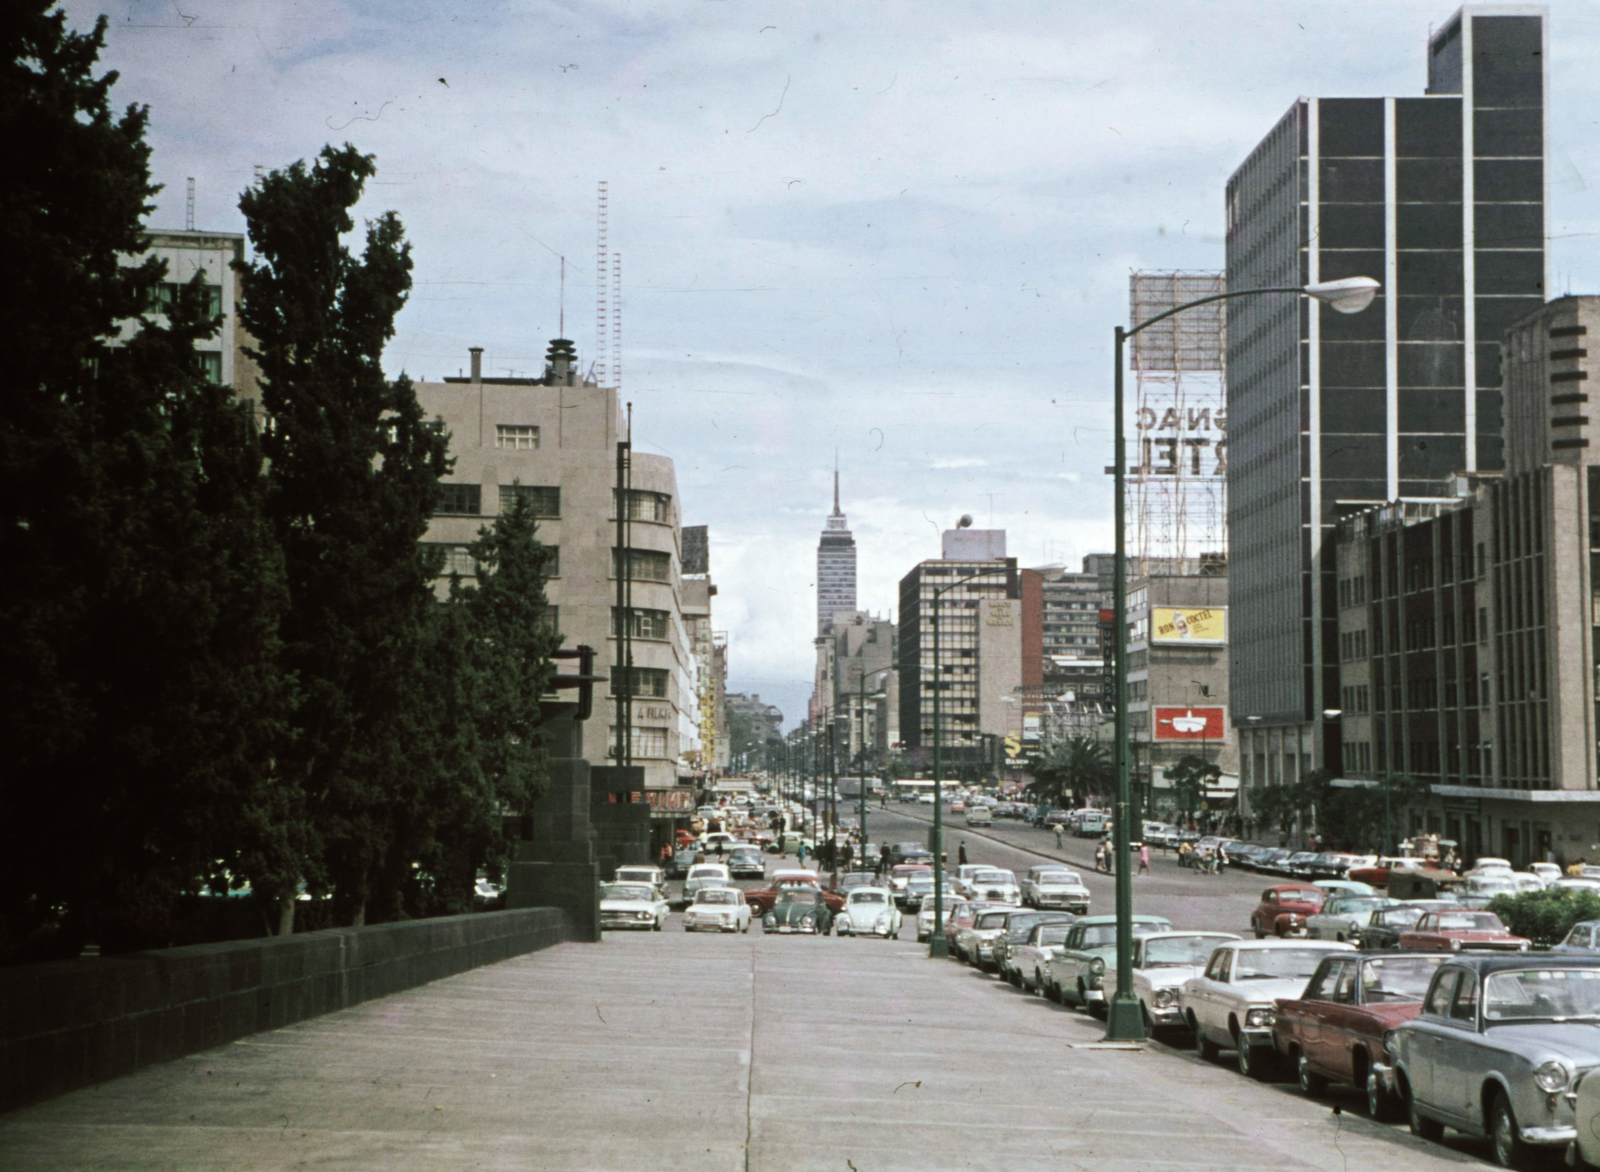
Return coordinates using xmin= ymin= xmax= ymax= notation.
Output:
xmin=238 ymin=146 xmax=451 ymax=927
xmin=0 ymin=5 xmax=293 ymax=959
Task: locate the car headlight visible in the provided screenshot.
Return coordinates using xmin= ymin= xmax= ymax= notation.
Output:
xmin=1153 ymin=989 xmax=1178 ymax=1008
xmin=764 ymin=914 xmax=776 ymax=926
xmin=1518 ymin=940 xmax=1531 ymax=951
xmin=801 ymin=914 xmax=814 ymax=926
xmin=1535 ymin=1061 xmax=1572 ymax=1094
xmin=1245 ymin=1008 xmax=1272 ymax=1029
xmin=1382 ymin=1029 xmax=1397 ymax=1059
xmin=1450 ymin=939 xmax=1463 ymax=950
xmin=1089 ymin=957 xmax=1106 ymax=974
xmin=876 ymin=914 xmax=889 ymax=929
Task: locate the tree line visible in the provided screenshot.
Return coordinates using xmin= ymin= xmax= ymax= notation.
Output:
xmin=0 ymin=7 xmax=558 ymax=963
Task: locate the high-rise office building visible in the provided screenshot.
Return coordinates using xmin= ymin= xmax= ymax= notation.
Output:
xmin=816 ymin=467 xmax=857 ymax=637
xmin=1226 ymin=5 xmax=1547 ymax=795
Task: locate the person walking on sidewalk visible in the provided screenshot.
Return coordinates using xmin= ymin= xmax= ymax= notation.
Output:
xmin=958 ymin=840 xmax=969 ymax=866
xmin=1053 ymin=823 xmax=1064 ymax=850
xmin=1138 ymin=842 xmax=1151 ymax=875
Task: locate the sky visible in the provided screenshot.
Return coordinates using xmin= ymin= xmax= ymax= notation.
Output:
xmin=73 ymin=0 xmax=1600 ymax=730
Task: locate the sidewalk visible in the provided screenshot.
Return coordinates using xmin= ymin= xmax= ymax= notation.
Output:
xmin=0 ymin=926 xmax=1485 ymax=1171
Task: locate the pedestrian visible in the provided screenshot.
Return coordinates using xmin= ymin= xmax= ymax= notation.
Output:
xmin=958 ymin=840 xmax=969 ymax=866
xmin=1138 ymin=842 xmax=1151 ymax=875
xmin=1178 ymin=841 xmax=1192 ymax=869
xmin=1215 ymin=844 xmax=1229 ymax=876
xmin=879 ymin=843 xmax=891 ymax=876
xmin=1053 ymin=823 xmax=1064 ymax=850
xmin=841 ymin=841 xmax=853 ymax=869
xmin=798 ymin=840 xmax=807 ymax=867
xmin=1094 ymin=841 xmax=1105 ymax=872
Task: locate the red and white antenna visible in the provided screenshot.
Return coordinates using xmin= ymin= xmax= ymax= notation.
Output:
xmin=595 ymin=181 xmax=609 ymax=387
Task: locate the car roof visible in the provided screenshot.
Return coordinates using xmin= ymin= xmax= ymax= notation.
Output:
xmin=1223 ymin=939 xmax=1355 ymax=951
xmin=1139 ymin=931 xmax=1241 ymax=942
xmin=1074 ymin=914 xmax=1170 ymax=926
xmin=1441 ymin=954 xmax=1600 ymax=973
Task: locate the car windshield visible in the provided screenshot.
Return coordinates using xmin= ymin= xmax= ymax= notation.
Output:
xmin=616 ymin=872 xmax=654 ymax=883
xmin=1376 ymin=907 xmax=1427 ymax=927
xmin=696 ymin=890 xmax=737 ymax=905
xmin=602 ymin=885 xmax=653 ymax=902
xmin=1036 ymin=871 xmax=1080 ymax=886
xmin=1144 ymin=936 xmax=1229 ymax=966
xmin=1233 ymin=949 xmax=1333 ymax=981
xmin=850 ymin=891 xmax=888 ymax=904
xmin=1361 ymin=956 xmax=1444 ymax=1002
xmin=1079 ymin=922 xmax=1167 ymax=947
xmin=907 ymin=874 xmax=934 ymax=888
xmin=1034 ymin=924 xmax=1074 ymax=947
xmin=688 ymin=867 xmax=727 ymax=880
xmin=977 ymin=912 xmax=1010 ymax=929
xmin=972 ymin=870 xmax=1013 ymax=884
xmin=1329 ymin=898 xmax=1390 ymax=914
xmin=1470 ymin=878 xmax=1516 ymax=892
xmin=775 ymin=889 xmax=818 ymax=906
xmin=1432 ymin=913 xmax=1504 ymax=931
xmin=1485 ymin=969 xmax=1600 ymax=1021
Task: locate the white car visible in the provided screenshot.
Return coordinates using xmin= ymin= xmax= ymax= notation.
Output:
xmin=684 ymin=863 xmax=733 ymax=904
xmin=917 ymin=893 xmax=967 ymax=943
xmin=599 ymin=881 xmax=669 ymax=931
xmin=1528 ymin=861 xmax=1562 ymax=886
xmin=1102 ymin=931 xmax=1240 ymax=1033
xmin=614 ymin=865 xmax=666 ymax=899
xmin=963 ymin=867 xmax=1020 ymax=906
xmin=953 ymin=865 xmax=989 ymax=896
xmin=834 ymin=887 xmax=903 ymax=938
xmin=1179 ymin=939 xmax=1354 ymax=1078
xmin=1305 ymin=895 xmax=1397 ymax=942
xmin=683 ymin=886 xmax=751 ymax=933
xmin=1467 ymin=856 xmax=1514 ymax=875
xmin=1020 ymin=865 xmax=1090 ymax=913
xmin=918 ymin=793 xmax=936 ymax=805
xmin=1011 ymin=919 xmax=1077 ymax=993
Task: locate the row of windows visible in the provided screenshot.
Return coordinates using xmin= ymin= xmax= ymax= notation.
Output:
xmin=425 ymin=542 xmax=560 ymax=579
xmin=613 ymin=607 xmax=670 ymax=640
xmin=1337 ymin=575 xmax=1368 ymax=609
xmin=614 ymin=548 xmax=672 ymax=583
xmin=433 ymin=484 xmax=677 ymax=523
xmin=609 ymin=666 xmax=669 ymax=698
xmin=609 ymin=726 xmax=669 ymax=759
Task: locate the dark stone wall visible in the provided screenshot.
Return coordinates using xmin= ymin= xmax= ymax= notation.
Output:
xmin=0 ymin=907 xmax=569 ymax=1113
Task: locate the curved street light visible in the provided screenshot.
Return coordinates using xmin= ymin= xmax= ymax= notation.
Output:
xmin=1101 ymin=276 xmax=1381 ymax=1042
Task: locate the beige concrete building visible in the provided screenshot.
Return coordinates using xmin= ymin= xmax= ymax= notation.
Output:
xmin=413 ymin=341 xmax=699 ymax=791
xmin=127 ymin=229 xmax=260 ymax=403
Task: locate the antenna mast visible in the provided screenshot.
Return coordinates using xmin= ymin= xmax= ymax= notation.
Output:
xmin=559 ymin=255 xmax=565 ymax=338
xmin=185 ymin=177 xmax=195 ymax=230
xmin=595 ymin=181 xmax=609 ymax=388
xmin=612 ymin=252 xmax=622 ymax=396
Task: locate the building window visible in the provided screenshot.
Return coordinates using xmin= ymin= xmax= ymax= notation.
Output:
xmin=611 ymin=666 xmax=669 ymax=698
xmin=613 ymin=607 xmax=670 ymax=640
xmin=424 ymin=543 xmax=477 ymax=577
xmin=611 ymin=725 xmax=669 ymax=759
xmin=502 ymin=484 xmax=560 ymax=517
xmin=542 ymin=605 xmax=559 ymax=634
xmin=616 ymin=489 xmax=671 ymax=523
xmin=614 ymin=548 xmax=671 ymax=582
xmin=495 ymin=424 xmax=540 ymax=450
xmin=197 ymin=351 xmax=223 ymax=385
xmin=151 ymin=281 xmax=222 ymax=318
xmin=435 ymin=482 xmax=481 ymax=516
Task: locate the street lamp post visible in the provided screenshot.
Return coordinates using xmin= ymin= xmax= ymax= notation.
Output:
xmin=928 ymin=565 xmax=1014 ymax=959
xmin=1103 ymin=275 xmax=1380 ymax=1042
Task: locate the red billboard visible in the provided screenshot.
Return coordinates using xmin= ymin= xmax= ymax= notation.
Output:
xmin=1153 ymin=707 xmax=1226 ymax=741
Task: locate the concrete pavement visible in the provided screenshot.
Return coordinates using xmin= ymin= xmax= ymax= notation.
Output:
xmin=1 ymin=917 xmax=1493 ymax=1171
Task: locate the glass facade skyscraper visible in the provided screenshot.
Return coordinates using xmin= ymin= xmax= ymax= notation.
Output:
xmin=1226 ymin=5 xmax=1547 ymax=788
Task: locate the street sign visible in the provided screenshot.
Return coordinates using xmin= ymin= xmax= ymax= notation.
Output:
xmin=1003 ymin=735 xmax=1022 ymax=759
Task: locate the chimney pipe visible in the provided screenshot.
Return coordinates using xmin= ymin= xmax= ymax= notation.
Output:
xmin=469 ymin=347 xmax=483 ymax=384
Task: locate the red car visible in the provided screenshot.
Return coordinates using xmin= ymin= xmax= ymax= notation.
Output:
xmin=745 ymin=870 xmax=845 ymax=917
xmin=1271 ymin=951 xmax=1446 ymax=1117
xmin=1250 ymin=885 xmax=1326 ymax=938
xmin=1397 ymin=909 xmax=1531 ymax=952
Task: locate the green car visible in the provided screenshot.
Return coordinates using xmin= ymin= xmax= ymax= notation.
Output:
xmin=1041 ymin=914 xmax=1173 ymax=1015
xmin=762 ymin=887 xmax=834 ymax=935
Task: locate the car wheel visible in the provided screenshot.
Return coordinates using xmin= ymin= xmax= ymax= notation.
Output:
xmin=1335 ymin=933 xmax=1346 ymax=944
xmin=1253 ymin=927 xmax=1266 ymax=940
xmin=1367 ymin=1073 xmax=1398 ymax=1122
xmin=1237 ymin=1041 xmax=1271 ymax=1080
xmin=1198 ymin=1031 xmax=1221 ymax=1063
xmin=1297 ymin=1054 xmax=1329 ymax=1097
xmin=683 ymin=924 xmax=692 ymax=932
xmin=1407 ymin=1085 xmax=1444 ymax=1142
xmin=1488 ymin=1089 xmax=1527 ymax=1169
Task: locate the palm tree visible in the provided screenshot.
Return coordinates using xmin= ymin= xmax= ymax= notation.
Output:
xmin=1026 ymin=735 xmax=1111 ymax=808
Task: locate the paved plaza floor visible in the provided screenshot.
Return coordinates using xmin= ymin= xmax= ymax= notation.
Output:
xmin=0 ymin=927 xmax=1490 ymax=1172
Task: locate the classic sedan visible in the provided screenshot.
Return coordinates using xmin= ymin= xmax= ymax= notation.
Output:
xmin=1020 ymin=866 xmax=1091 ymax=914
xmin=1399 ymin=910 xmax=1532 ymax=953
xmin=1102 ymin=931 xmax=1240 ymax=1035
xmin=834 ymin=887 xmax=902 ymax=938
xmin=761 ymin=887 xmax=834 ymax=935
xmin=1553 ymin=921 xmax=1600 ymax=956
xmin=599 ymin=882 xmax=669 ymax=931
xmin=1358 ymin=901 xmax=1458 ymax=950
xmin=727 ymin=848 xmax=766 ymax=880
xmin=916 ymin=892 xmax=966 ymax=943
xmin=1043 ymin=914 xmax=1175 ymax=1012
xmin=614 ymin=865 xmax=667 ymax=899
xmin=1250 ymin=885 xmax=1327 ymax=938
xmin=996 ymin=911 xmax=1078 ymax=985
xmin=683 ymin=863 xmax=734 ymax=905
xmin=746 ymin=870 xmax=845 ymax=916
xmin=1306 ymin=895 xmax=1398 ymax=943
xmin=1270 ymin=951 xmax=1445 ymax=1113
xmin=957 ymin=906 xmax=1019 ymax=971
xmin=683 ymin=887 xmax=752 ymax=933
xmin=944 ymin=899 xmax=992 ymax=956
xmin=963 ymin=867 xmax=1021 ymax=907
xmin=1180 ymin=939 xmax=1354 ymax=1078
xmin=1012 ymin=920 xmax=1078 ymax=993
xmin=888 ymin=863 xmax=934 ymax=908
xmin=1375 ymin=956 xmax=1600 ymax=1167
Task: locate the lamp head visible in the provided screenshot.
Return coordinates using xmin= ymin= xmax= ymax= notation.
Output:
xmin=957 ymin=514 xmax=973 ymax=529
xmin=1305 ymin=276 xmax=1380 ymax=315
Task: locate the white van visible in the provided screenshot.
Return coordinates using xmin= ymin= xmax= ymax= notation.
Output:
xmin=965 ymin=805 xmax=993 ymax=826
xmin=1075 ymin=811 xmax=1108 ymax=837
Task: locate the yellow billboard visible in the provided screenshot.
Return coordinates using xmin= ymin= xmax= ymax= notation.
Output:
xmin=1151 ymin=606 xmax=1226 ymax=645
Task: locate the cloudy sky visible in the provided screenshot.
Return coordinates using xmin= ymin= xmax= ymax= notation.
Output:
xmin=76 ymin=0 xmax=1599 ymax=728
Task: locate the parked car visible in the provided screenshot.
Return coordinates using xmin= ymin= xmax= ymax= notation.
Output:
xmin=888 ymin=842 xmax=934 ymax=867
xmin=1102 ymin=931 xmax=1240 ymax=1037
xmin=1043 ymin=914 xmax=1175 ymax=1012
xmin=1280 ymin=851 xmax=1322 ymax=878
xmin=955 ymin=906 xmax=1016 ymax=971
xmin=1250 ymin=848 xmax=1292 ymax=875
xmin=727 ymin=848 xmax=765 ymax=880
xmin=965 ymin=805 xmax=993 ymax=827
xmin=1250 ymin=884 xmax=1327 ymax=938
xmin=888 ymin=863 xmax=934 ymax=909
xmin=952 ymin=865 xmax=989 ymax=895
xmin=1306 ymin=895 xmax=1398 ymax=943
xmin=1270 ymin=951 xmax=1446 ymax=1114
xmin=599 ymin=881 xmax=669 ymax=931
xmin=996 ymin=911 xmax=1078 ymax=985
xmin=1075 ymin=812 xmax=1109 ymax=837
xmin=916 ymin=892 xmax=966 ymax=943
xmin=1143 ymin=821 xmax=1179 ymax=848
xmin=1313 ymin=878 xmax=1378 ymax=898
xmin=1398 ymin=909 xmax=1531 ymax=953
xmin=1375 ymin=955 xmax=1600 ymax=1167
xmin=1358 ymin=902 xmax=1458 ymax=950
xmin=1458 ymin=873 xmax=1522 ymax=909
xmin=761 ymin=887 xmax=834 ymax=935
xmin=1552 ymin=920 xmax=1600 ymax=955
xmin=945 ymin=900 xmax=993 ymax=957
xmin=683 ymin=887 xmax=752 ymax=933
xmin=1180 ymin=939 xmax=1354 ymax=1078
xmin=834 ymin=887 xmax=903 ymax=938
xmin=1011 ymin=919 xmax=1078 ymax=994
xmin=1020 ymin=866 xmax=1090 ymax=913
xmin=963 ymin=867 xmax=1020 ymax=906
xmin=683 ymin=863 xmax=734 ymax=906
xmin=614 ymin=865 xmax=667 ymax=899
xmin=900 ymin=869 xmax=946 ymax=910
xmin=834 ymin=871 xmax=884 ymax=895
xmin=1527 ymin=861 xmax=1562 ymax=887
xmin=666 ymin=845 xmax=698 ymax=879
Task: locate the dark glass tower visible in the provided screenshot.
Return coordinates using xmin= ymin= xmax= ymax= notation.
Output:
xmin=1226 ymin=5 xmax=1547 ymax=787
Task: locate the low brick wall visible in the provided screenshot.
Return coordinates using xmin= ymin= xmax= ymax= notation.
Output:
xmin=0 ymin=907 xmax=569 ymax=1113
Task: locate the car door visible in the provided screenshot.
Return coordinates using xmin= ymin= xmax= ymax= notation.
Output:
xmin=1293 ymin=958 xmax=1341 ymax=1068
xmin=1317 ymin=959 xmax=1362 ymax=1080
xmin=1406 ymin=968 xmax=1458 ymax=1110
xmin=1430 ymin=968 xmax=1481 ymax=1124
xmin=1195 ymin=949 xmax=1233 ymax=1041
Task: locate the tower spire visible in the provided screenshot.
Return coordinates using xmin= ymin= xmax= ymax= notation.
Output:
xmin=832 ymin=452 xmax=841 ymax=516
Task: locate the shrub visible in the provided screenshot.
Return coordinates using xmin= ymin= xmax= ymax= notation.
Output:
xmin=1486 ymin=887 xmax=1600 ymax=946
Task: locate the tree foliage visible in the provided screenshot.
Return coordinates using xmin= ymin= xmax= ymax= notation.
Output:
xmin=1252 ymin=769 xmax=1433 ymax=852
xmin=1166 ymin=754 xmax=1221 ymax=821
xmin=1026 ymin=736 xmax=1111 ymax=808
xmin=1488 ymin=887 xmax=1600 ymax=947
